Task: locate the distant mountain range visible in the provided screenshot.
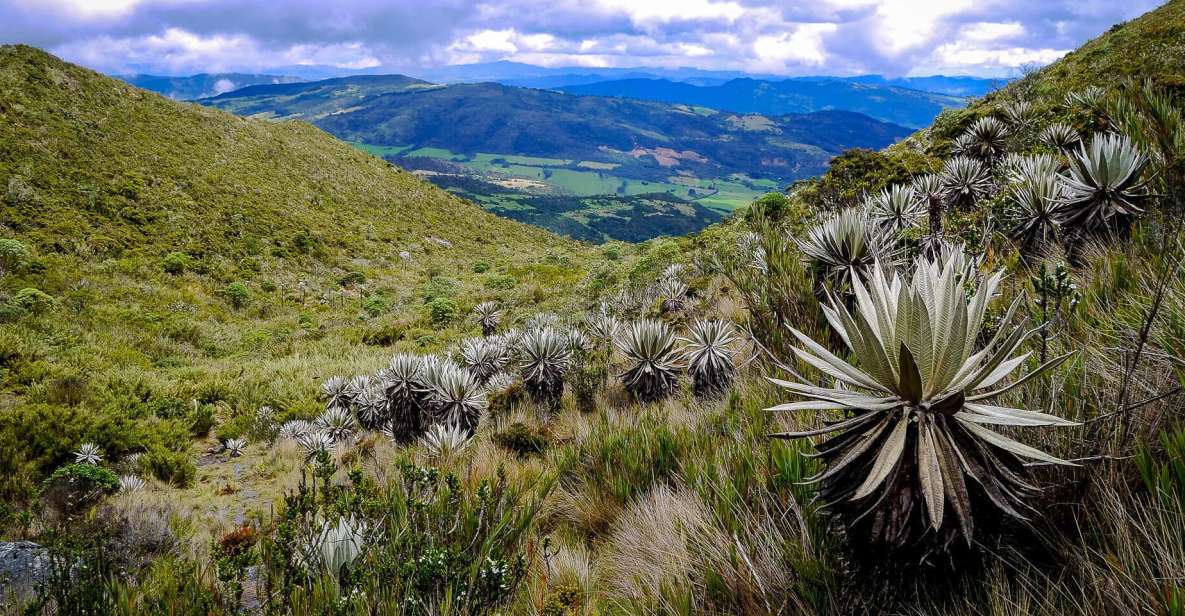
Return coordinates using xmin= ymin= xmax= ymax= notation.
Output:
xmin=406 ymin=61 xmax=1005 ymax=97
xmin=196 ymin=74 xmax=911 ymax=240
xmin=114 ymin=62 xmax=989 ymax=239
xmin=200 ymin=75 xmax=910 ymax=184
xmin=117 ymin=61 xmax=1004 ymax=101
xmin=559 ymin=77 xmax=965 ymax=128
xmin=118 ymin=73 xmax=304 ymax=100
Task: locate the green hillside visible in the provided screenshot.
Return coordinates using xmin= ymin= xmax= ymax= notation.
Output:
xmin=0 ymin=44 xmax=606 ymax=500
xmin=1019 ymin=0 xmax=1185 ymax=97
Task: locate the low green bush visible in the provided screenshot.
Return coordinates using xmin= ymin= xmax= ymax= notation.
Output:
xmin=162 ymin=251 xmax=189 ymax=275
xmin=485 ymin=274 xmax=517 ymax=290
xmin=362 ymin=294 xmax=388 ymax=317
xmin=189 ymin=404 xmax=216 ymax=437
xmin=339 ymin=270 xmax=366 ymax=287
xmin=13 ymin=287 xmax=55 ymax=314
xmin=220 ymin=282 xmax=250 ymax=309
xmin=43 ymin=463 xmax=120 ymax=495
xmin=40 ymin=463 xmax=120 ymax=514
xmin=142 ymin=446 xmax=195 ymax=488
xmin=493 ymin=423 xmax=550 ymax=458
xmin=427 ymin=296 xmax=458 ymax=324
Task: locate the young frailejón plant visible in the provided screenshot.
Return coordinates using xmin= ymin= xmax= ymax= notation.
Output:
xmin=939 ymin=156 xmax=993 ymax=210
xmin=1040 ymin=123 xmax=1081 ymax=153
xmin=1002 ymin=101 xmax=1037 ymax=132
xmin=957 ymin=117 xmax=1010 ymax=163
xmin=474 ymin=301 xmax=501 ymax=337
xmin=681 ymin=319 xmax=739 ymax=398
xmin=354 ymin=386 xmax=387 ymax=430
xmin=867 ymin=184 xmax=925 ymax=234
xmin=518 ymin=327 xmax=573 ymax=411
xmin=317 ymin=407 xmax=357 ymax=443
xmin=320 ymin=376 xmax=351 ymax=410
xmin=1056 ymin=133 xmax=1152 ymax=238
xmin=460 ymin=337 xmax=510 ymax=385
xmin=616 ymin=319 xmax=682 ymax=403
xmin=586 ymin=313 xmax=621 ymax=344
xmin=797 ymin=207 xmax=897 ymax=295
xmin=119 ymin=475 xmax=147 ymax=493
xmin=74 ymin=442 xmax=103 ymax=465
xmin=378 ymin=353 xmax=427 ymax=443
xmin=769 ymin=253 xmax=1078 ymax=551
xmin=429 ymin=364 xmax=487 ymax=435
xmin=1008 ymin=170 xmax=1064 ymax=254
xmin=1003 ymin=153 xmax=1061 ymax=184
xmin=420 ymin=422 xmax=472 ymax=460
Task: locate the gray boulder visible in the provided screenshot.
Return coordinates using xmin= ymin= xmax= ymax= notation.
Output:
xmin=0 ymin=541 xmax=49 ymax=605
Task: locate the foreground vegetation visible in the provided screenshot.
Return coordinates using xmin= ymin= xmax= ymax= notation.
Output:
xmin=3 ymin=2 xmax=1185 ymax=614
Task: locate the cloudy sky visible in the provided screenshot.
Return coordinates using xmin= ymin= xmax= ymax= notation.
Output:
xmin=0 ymin=0 xmax=1162 ymax=77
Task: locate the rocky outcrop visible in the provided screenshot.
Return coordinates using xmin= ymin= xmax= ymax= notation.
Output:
xmin=0 ymin=541 xmax=49 ymax=605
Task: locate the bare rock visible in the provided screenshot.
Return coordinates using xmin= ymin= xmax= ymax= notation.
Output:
xmin=0 ymin=541 xmax=49 ymax=604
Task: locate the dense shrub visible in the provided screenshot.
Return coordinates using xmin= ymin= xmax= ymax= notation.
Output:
xmin=189 ymin=403 xmax=216 ymax=437
xmin=0 ymin=238 xmax=31 ymax=276
xmin=339 ymin=270 xmax=366 ymax=287
xmin=361 ymin=294 xmax=387 ymax=317
xmin=427 ymin=296 xmax=458 ymax=324
xmin=162 ymin=251 xmax=189 ymax=275
xmin=743 ymin=191 xmax=793 ymax=223
xmin=484 ymin=274 xmax=517 ymax=290
xmin=420 ymin=275 xmax=459 ymax=301
xmin=220 ymin=282 xmax=250 ymax=309
xmin=493 ymin=423 xmax=550 ymax=458
xmin=142 ymin=446 xmax=195 ymax=488
xmin=41 ymin=463 xmax=120 ymax=515
xmin=12 ymin=287 xmax=55 ymax=314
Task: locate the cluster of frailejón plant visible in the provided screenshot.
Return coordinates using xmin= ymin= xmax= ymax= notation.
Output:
xmin=770 ymin=253 xmax=1077 ymax=549
xmin=615 ymin=319 xmax=682 ymax=403
xmin=797 ymin=207 xmax=897 ymax=294
xmin=680 ymin=319 xmax=740 ymax=398
xmin=1055 ymin=133 xmax=1152 ymax=237
xmin=866 ymin=185 xmax=925 ymax=234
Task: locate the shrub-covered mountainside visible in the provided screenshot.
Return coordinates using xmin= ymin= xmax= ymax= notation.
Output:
xmin=2 ymin=2 xmax=1185 ymax=615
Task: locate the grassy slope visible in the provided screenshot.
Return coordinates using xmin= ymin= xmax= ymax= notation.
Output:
xmin=0 ymin=44 xmax=618 ymax=498
xmin=1019 ymin=0 xmax=1185 ymax=97
xmin=0 ymin=45 xmax=567 ymax=268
